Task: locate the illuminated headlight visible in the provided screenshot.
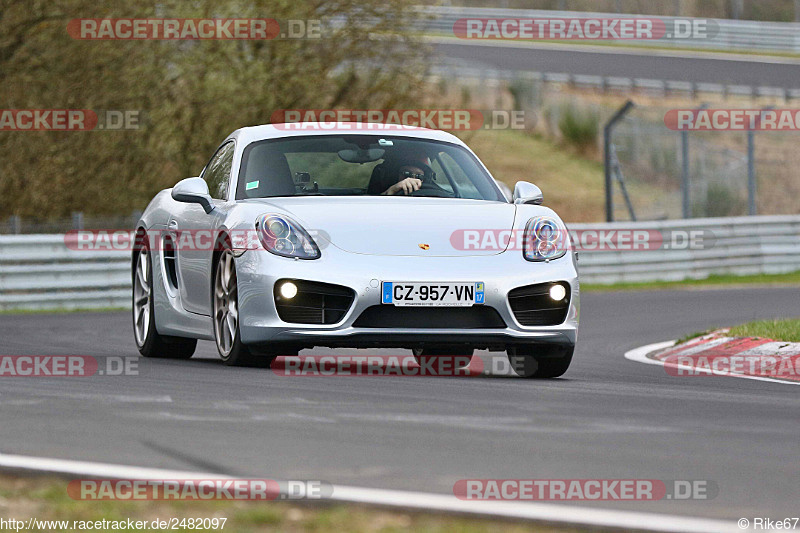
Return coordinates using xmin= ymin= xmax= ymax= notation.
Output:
xmin=279 ymin=281 xmax=298 ymax=299
xmin=523 ymin=216 xmax=568 ymax=262
xmin=256 ymin=214 xmax=320 ymax=260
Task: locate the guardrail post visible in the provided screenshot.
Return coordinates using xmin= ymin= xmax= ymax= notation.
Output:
xmin=9 ymin=215 xmax=21 ymax=235
xmin=72 ymin=211 xmax=84 ymax=230
xmin=603 ymin=100 xmax=635 ymax=222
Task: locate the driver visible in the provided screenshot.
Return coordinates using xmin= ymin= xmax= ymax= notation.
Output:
xmin=381 ymin=152 xmax=432 ymax=196
xmin=382 ymin=164 xmax=425 ymax=195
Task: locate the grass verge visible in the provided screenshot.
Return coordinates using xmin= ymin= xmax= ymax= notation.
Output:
xmin=464 ymin=129 xmax=604 ymax=222
xmin=729 ymin=318 xmax=800 ymax=343
xmin=0 ymin=474 xmax=591 ymax=533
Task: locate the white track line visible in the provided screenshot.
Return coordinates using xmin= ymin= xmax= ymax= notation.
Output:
xmin=624 ymin=341 xmax=800 ymax=387
xmin=0 ymin=452 xmax=739 ymax=533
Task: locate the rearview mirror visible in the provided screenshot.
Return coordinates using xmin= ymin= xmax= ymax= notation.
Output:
xmin=337 ymin=148 xmax=385 ymax=164
xmin=513 ymin=181 xmax=544 ymax=205
xmin=171 ymin=177 xmax=214 ymax=214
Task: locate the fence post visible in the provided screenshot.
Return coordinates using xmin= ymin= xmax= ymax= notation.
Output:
xmin=681 ymin=130 xmax=690 ymax=218
xmin=603 ymin=100 xmax=635 ymax=223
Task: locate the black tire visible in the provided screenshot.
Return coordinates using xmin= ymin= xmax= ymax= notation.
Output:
xmin=212 ymin=246 xmax=274 ymax=368
xmin=132 ymin=240 xmax=196 ymax=359
xmin=507 ymin=344 xmax=573 ymax=379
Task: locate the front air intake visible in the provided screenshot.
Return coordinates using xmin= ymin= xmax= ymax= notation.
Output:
xmin=274 ymin=279 xmax=355 ymax=325
xmin=507 ymin=282 xmax=571 ymax=326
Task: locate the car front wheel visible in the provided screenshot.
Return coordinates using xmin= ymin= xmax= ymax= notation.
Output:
xmin=507 ymin=344 xmax=573 ymax=379
xmin=213 ymin=248 xmax=272 ymax=367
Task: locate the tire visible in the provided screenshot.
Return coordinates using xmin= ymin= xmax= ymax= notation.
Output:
xmin=413 ymin=346 xmax=474 ymax=373
xmin=507 ymin=344 xmax=574 ymax=379
xmin=213 ymin=246 xmax=273 ymax=368
xmin=132 ymin=239 xmax=196 ymax=359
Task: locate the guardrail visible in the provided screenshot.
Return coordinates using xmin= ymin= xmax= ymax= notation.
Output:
xmin=0 ymin=235 xmax=130 ymax=310
xmin=572 ymin=215 xmax=800 ymax=284
xmin=1 ymin=215 xmax=798 ymax=310
xmin=417 ymin=6 xmax=800 ymax=53
xmin=429 ymin=63 xmax=800 ymax=100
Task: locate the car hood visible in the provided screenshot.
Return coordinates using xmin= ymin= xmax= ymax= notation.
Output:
xmin=242 ymin=197 xmax=517 ymax=257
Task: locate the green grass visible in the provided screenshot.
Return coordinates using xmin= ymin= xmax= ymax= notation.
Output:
xmin=464 ymin=129 xmax=604 ymax=222
xmin=675 ymin=330 xmax=714 ymax=345
xmin=581 ymin=271 xmax=800 ymax=292
xmin=0 ymin=475 xmax=591 ymax=533
xmin=729 ymin=318 xmax=800 ymax=343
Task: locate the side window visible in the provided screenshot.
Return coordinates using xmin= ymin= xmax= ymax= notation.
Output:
xmin=202 ymin=142 xmax=235 ymax=200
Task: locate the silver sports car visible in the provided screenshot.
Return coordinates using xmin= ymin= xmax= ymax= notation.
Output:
xmin=132 ymin=123 xmax=579 ymax=378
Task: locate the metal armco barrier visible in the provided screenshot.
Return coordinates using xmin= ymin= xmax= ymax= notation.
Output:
xmin=417 ymin=6 xmax=800 ymax=53
xmin=571 ymin=215 xmax=800 ymax=284
xmin=0 ymin=215 xmax=798 ymax=310
xmin=0 ymin=235 xmax=130 ymax=311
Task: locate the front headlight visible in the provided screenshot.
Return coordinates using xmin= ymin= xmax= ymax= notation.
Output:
xmin=523 ymin=216 xmax=568 ymax=262
xmin=256 ymin=213 xmax=320 ymax=259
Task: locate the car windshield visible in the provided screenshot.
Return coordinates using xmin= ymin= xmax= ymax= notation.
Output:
xmin=236 ymin=135 xmax=505 ymax=201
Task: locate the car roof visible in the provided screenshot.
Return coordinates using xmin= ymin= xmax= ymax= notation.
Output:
xmin=225 ymin=123 xmax=468 ymax=148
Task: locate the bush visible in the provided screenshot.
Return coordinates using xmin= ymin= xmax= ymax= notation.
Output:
xmin=695 ymin=183 xmax=747 ymax=217
xmin=558 ymin=104 xmax=599 ymax=152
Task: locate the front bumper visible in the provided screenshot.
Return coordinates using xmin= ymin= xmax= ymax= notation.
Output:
xmin=235 ymin=247 xmax=579 ymax=351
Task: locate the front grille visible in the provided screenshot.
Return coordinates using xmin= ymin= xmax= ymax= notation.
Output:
xmin=353 ymin=305 xmax=506 ymax=329
xmin=508 ymin=282 xmax=570 ymax=326
xmin=274 ymin=280 xmax=355 ymax=325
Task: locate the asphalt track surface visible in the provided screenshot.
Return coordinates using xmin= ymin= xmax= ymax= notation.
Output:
xmin=1 ymin=287 xmax=799 ymax=521
xmin=435 ymin=41 xmax=800 ymax=89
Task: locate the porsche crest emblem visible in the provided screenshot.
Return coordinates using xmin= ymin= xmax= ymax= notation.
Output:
xmin=418 ymin=243 xmax=430 ymax=250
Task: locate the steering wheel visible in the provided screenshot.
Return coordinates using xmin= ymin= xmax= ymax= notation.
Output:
xmin=410 ymin=180 xmax=455 ymax=198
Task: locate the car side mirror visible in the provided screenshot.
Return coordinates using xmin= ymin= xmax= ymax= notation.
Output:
xmin=172 ymin=177 xmax=214 ymax=214
xmin=513 ymin=181 xmax=544 ymax=205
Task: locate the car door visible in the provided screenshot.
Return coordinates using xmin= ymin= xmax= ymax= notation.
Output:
xmin=170 ymin=141 xmax=234 ymax=315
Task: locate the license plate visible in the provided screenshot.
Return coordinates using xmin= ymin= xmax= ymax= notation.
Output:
xmin=381 ymin=282 xmax=485 ymax=307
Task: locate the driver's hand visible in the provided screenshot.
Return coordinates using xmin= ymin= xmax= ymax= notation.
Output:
xmin=386 ymin=177 xmax=422 ymax=195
